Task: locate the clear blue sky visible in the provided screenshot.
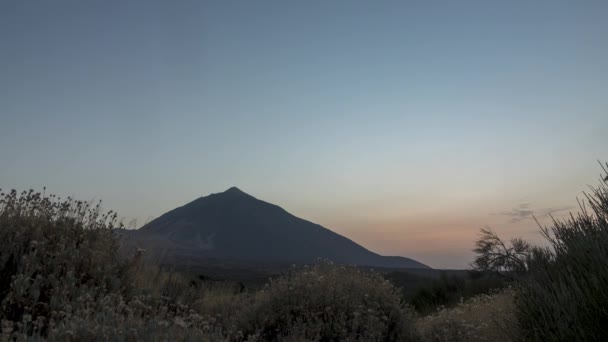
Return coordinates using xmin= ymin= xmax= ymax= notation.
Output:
xmin=1 ymin=0 xmax=607 ymax=268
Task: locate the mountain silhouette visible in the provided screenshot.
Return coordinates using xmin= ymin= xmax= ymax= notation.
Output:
xmin=122 ymin=187 xmax=429 ymax=269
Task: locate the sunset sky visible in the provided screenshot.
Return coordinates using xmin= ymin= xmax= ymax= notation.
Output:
xmin=1 ymin=1 xmax=607 ymax=268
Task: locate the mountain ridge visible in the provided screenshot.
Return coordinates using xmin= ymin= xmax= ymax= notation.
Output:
xmin=124 ymin=187 xmax=429 ymax=269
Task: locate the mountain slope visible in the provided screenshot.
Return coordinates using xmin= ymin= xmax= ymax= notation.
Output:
xmin=125 ymin=187 xmax=429 ymax=269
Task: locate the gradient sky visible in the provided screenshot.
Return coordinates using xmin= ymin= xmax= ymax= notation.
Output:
xmin=1 ymin=1 xmax=607 ymax=268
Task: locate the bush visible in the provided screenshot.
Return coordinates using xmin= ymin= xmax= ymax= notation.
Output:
xmin=416 ymin=287 xmax=517 ymax=342
xmin=472 ymin=228 xmax=532 ymax=276
xmin=0 ymin=189 xmax=239 ymax=340
xmin=0 ymin=189 xmax=129 ymax=337
xmin=237 ymin=261 xmax=419 ymax=342
xmin=515 ymin=168 xmax=608 ymax=341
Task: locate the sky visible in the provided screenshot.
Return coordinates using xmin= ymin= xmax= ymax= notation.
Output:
xmin=1 ymin=0 xmax=607 ymax=269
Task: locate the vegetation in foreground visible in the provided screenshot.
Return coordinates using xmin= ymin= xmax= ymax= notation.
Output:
xmin=416 ymin=286 xmax=516 ymax=342
xmin=1 ymin=162 xmax=606 ymax=341
xmin=471 ymin=162 xmax=608 ymax=341
xmin=403 ymin=270 xmax=507 ymax=316
xmin=0 ymin=189 xmax=419 ymax=341
xmin=514 ymin=168 xmax=608 ymax=341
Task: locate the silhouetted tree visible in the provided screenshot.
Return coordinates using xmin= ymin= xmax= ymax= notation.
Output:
xmin=471 ymin=227 xmax=532 ymax=276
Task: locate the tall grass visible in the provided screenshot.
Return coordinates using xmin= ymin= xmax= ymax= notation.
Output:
xmin=514 ymin=165 xmax=608 ymax=341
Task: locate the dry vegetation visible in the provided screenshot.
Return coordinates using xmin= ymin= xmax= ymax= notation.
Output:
xmin=0 ymin=189 xmax=509 ymax=341
xmin=416 ymin=287 xmax=516 ymax=342
xmin=0 ymin=189 xmax=420 ymax=341
xmin=1 ymin=163 xmax=606 ymax=341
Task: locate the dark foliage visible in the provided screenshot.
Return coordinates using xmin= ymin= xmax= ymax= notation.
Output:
xmin=472 ymin=228 xmax=532 ymax=276
xmin=515 ymin=164 xmax=608 ymax=341
xmin=408 ymin=271 xmax=507 ymax=314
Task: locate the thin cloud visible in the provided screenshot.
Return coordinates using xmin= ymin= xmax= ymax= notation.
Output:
xmin=543 ymin=206 xmax=574 ymax=217
xmin=496 ymin=203 xmax=534 ymax=223
xmin=495 ymin=203 xmax=574 ymax=223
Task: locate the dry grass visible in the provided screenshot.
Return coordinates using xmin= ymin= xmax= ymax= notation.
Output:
xmin=416 ymin=287 xmax=517 ymax=342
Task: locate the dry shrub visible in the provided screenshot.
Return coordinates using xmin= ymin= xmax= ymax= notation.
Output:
xmin=0 ymin=190 xmax=228 ymax=340
xmin=237 ymin=261 xmax=419 ymax=342
xmin=416 ymin=287 xmax=517 ymax=342
xmin=0 ymin=189 xmax=129 ymax=338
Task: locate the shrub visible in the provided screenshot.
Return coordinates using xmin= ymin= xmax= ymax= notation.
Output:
xmin=237 ymin=261 xmax=419 ymax=342
xmin=514 ymin=167 xmax=608 ymax=341
xmin=416 ymin=287 xmax=517 ymax=342
xmin=472 ymin=228 xmax=532 ymax=276
xmin=0 ymin=189 xmax=129 ymax=337
xmin=0 ymin=188 xmax=237 ymax=340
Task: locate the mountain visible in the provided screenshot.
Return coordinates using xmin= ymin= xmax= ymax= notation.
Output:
xmin=121 ymin=187 xmax=429 ymax=269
